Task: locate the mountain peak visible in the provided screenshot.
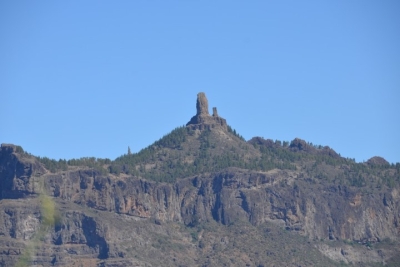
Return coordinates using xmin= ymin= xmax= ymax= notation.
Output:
xmin=186 ymin=92 xmax=227 ymax=131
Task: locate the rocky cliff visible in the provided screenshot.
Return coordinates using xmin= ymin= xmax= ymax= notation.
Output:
xmin=1 ymin=93 xmax=399 ymax=266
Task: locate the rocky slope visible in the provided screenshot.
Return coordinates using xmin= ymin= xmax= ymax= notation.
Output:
xmin=1 ymin=93 xmax=399 ymax=266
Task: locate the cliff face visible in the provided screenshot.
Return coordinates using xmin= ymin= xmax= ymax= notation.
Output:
xmin=0 ymin=93 xmax=399 ymax=266
xmin=24 ymin=164 xmax=400 ymax=242
xmin=0 ymin=144 xmax=45 ymax=199
xmin=0 ymin=144 xmax=399 ymax=266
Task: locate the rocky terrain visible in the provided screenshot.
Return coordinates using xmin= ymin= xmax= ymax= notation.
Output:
xmin=0 ymin=93 xmax=399 ymax=266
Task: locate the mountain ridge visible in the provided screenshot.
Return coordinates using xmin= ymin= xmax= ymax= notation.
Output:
xmin=0 ymin=93 xmax=399 ymax=266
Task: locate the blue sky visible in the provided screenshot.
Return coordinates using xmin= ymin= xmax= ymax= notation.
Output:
xmin=1 ymin=1 xmax=399 ymax=163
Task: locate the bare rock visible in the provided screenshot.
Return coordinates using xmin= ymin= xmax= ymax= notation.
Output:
xmin=0 ymin=144 xmax=400 ymax=266
xmin=0 ymin=144 xmax=45 ymax=199
xmin=187 ymin=92 xmax=227 ymax=130
xmin=212 ymin=107 xmax=218 ymax=117
xmin=196 ymin=92 xmax=209 ymax=115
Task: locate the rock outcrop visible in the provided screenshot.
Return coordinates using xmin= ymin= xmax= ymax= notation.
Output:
xmin=2 ymin=147 xmax=398 ymax=240
xmin=0 ymin=91 xmax=399 ymax=266
xmin=187 ymin=92 xmax=227 ymax=130
xmin=367 ymin=156 xmax=390 ymax=166
xmin=196 ymin=92 xmax=209 ymax=115
xmin=0 ymin=144 xmax=45 ymax=199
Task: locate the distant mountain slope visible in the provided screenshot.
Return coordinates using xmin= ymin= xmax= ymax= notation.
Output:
xmin=0 ymin=93 xmax=399 ymax=266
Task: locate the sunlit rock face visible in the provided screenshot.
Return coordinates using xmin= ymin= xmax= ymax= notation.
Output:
xmin=187 ymin=92 xmax=227 ymax=130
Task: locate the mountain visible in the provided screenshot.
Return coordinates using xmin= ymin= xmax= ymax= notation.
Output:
xmin=0 ymin=93 xmax=399 ymax=267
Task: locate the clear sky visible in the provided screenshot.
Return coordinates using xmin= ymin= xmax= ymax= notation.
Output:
xmin=1 ymin=1 xmax=399 ymax=163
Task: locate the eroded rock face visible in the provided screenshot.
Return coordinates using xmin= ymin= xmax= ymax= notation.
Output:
xmin=196 ymin=92 xmax=209 ymax=115
xmin=212 ymin=107 xmax=218 ymax=117
xmin=1 ymin=142 xmax=400 ymax=265
xmin=0 ymin=144 xmax=45 ymax=199
xmin=2 ymin=145 xmax=399 ymax=244
xmin=187 ymin=92 xmax=227 ymax=130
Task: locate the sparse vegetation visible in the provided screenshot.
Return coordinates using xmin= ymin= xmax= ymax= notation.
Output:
xmin=3 ymin=124 xmax=400 ymax=267
xmin=3 ymin=91 xmax=399 ymax=267
xmin=34 ymin=125 xmax=399 ymax=190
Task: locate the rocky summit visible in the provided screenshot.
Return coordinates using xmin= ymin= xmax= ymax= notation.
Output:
xmin=0 ymin=93 xmax=399 ymax=267
xmin=187 ymin=92 xmax=227 ymax=131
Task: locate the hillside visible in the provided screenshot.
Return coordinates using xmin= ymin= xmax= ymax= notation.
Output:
xmin=0 ymin=93 xmax=399 ymax=267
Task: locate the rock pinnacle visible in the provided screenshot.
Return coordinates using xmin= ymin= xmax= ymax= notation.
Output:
xmin=187 ymin=92 xmax=227 ymax=130
xmin=196 ymin=92 xmax=209 ymax=115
